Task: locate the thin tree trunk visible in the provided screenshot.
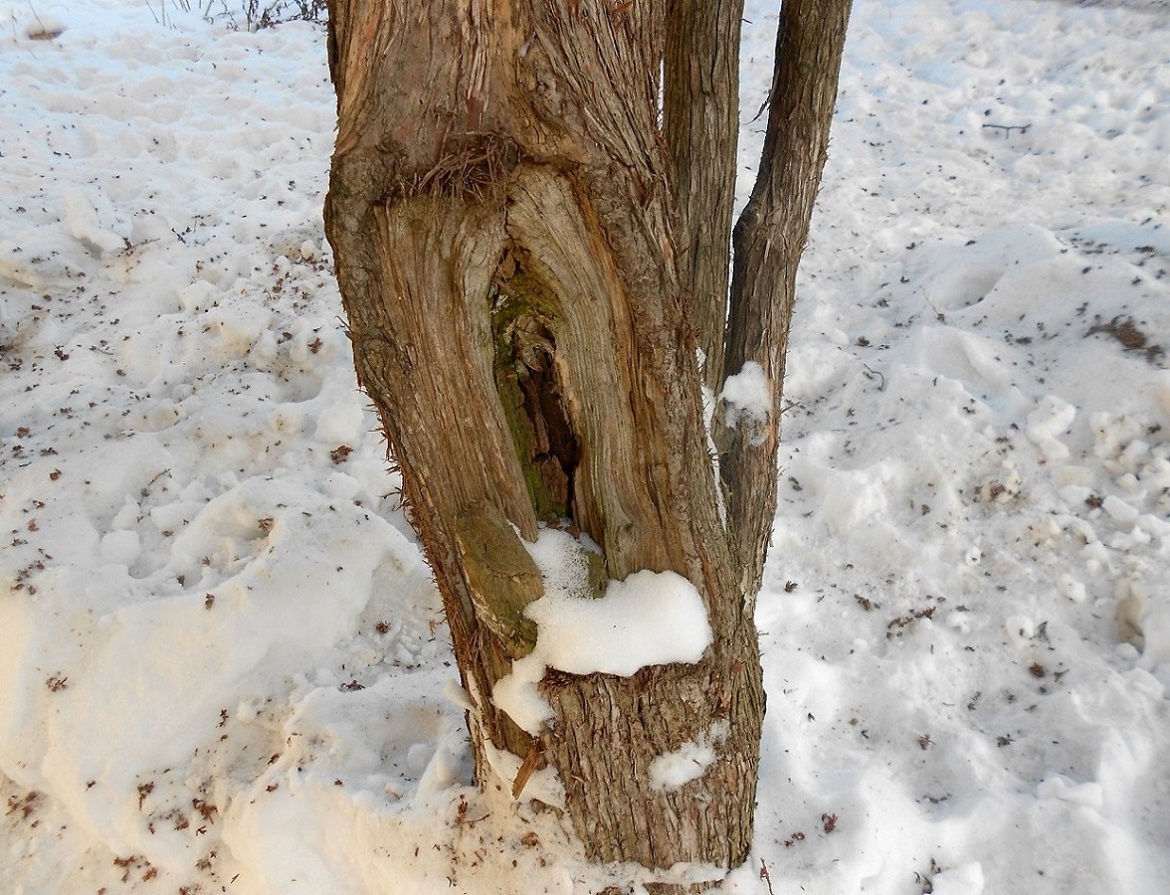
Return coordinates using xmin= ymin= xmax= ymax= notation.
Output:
xmin=719 ymin=0 xmax=854 ymax=597
xmin=325 ymin=0 xmax=764 ymax=875
xmin=665 ymin=0 xmax=744 ymax=391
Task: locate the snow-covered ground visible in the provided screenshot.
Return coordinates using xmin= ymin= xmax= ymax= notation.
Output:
xmin=2 ymin=0 xmax=1168 ymax=892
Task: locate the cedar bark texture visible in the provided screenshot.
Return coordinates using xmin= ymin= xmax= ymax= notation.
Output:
xmin=323 ymin=0 xmax=851 ymax=879
xmin=720 ymin=0 xmax=854 ymax=599
xmin=665 ymin=0 xmax=744 ymax=391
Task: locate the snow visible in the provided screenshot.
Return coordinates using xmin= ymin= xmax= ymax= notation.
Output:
xmin=493 ymin=527 xmax=713 ymax=734
xmin=1026 ymin=395 xmax=1077 ymax=463
xmin=522 ymin=529 xmax=713 ymax=677
xmin=648 ymin=721 xmax=729 ymax=792
xmin=929 ymin=862 xmax=985 ymax=895
xmin=2 ymin=0 xmax=1170 ymax=893
xmin=491 ymin=652 xmax=554 ymax=736
xmin=720 ymin=360 xmax=771 ymax=443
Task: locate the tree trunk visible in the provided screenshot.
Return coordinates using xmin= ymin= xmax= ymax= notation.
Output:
xmin=664 ymin=0 xmax=744 ymax=392
xmin=324 ymin=0 xmax=763 ymax=875
xmin=719 ymin=0 xmax=854 ymax=597
xmin=324 ymin=0 xmax=851 ymax=880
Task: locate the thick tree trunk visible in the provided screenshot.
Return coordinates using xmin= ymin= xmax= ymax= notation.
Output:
xmin=324 ymin=0 xmax=852 ymax=880
xmin=324 ymin=0 xmax=763 ymax=876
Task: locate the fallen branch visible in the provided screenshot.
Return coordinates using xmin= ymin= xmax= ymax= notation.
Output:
xmin=982 ymin=122 xmax=1031 ymax=137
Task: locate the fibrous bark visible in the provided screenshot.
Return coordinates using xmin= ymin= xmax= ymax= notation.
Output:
xmin=719 ymin=0 xmax=854 ymax=598
xmin=665 ymin=0 xmax=744 ymax=391
xmin=325 ymin=0 xmax=764 ymax=875
xmin=324 ymin=0 xmax=851 ymax=879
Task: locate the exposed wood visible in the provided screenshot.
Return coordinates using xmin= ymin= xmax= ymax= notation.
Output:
xmin=457 ymin=500 xmax=542 ymax=657
xmin=324 ymin=0 xmax=852 ymax=879
xmin=324 ymin=0 xmax=765 ymax=875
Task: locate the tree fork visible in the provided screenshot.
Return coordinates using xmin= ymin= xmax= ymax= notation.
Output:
xmin=325 ymin=0 xmax=851 ymax=879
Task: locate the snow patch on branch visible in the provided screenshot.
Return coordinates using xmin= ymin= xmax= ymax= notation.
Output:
xmin=720 ymin=361 xmax=771 ymax=445
xmin=492 ymin=527 xmax=713 ymax=735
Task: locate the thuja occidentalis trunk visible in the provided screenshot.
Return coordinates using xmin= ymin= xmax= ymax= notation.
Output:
xmin=323 ymin=0 xmax=852 ymax=879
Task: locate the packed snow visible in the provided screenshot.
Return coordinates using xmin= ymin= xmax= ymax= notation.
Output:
xmin=648 ymin=721 xmax=729 ymax=793
xmin=520 ymin=526 xmax=713 ymax=678
xmin=720 ymin=360 xmax=772 ymax=443
xmin=2 ymin=0 xmax=1168 ymax=893
xmin=494 ymin=527 xmax=712 ymax=735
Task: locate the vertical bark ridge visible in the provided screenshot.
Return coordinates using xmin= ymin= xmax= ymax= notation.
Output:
xmin=665 ymin=0 xmax=745 ymax=391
